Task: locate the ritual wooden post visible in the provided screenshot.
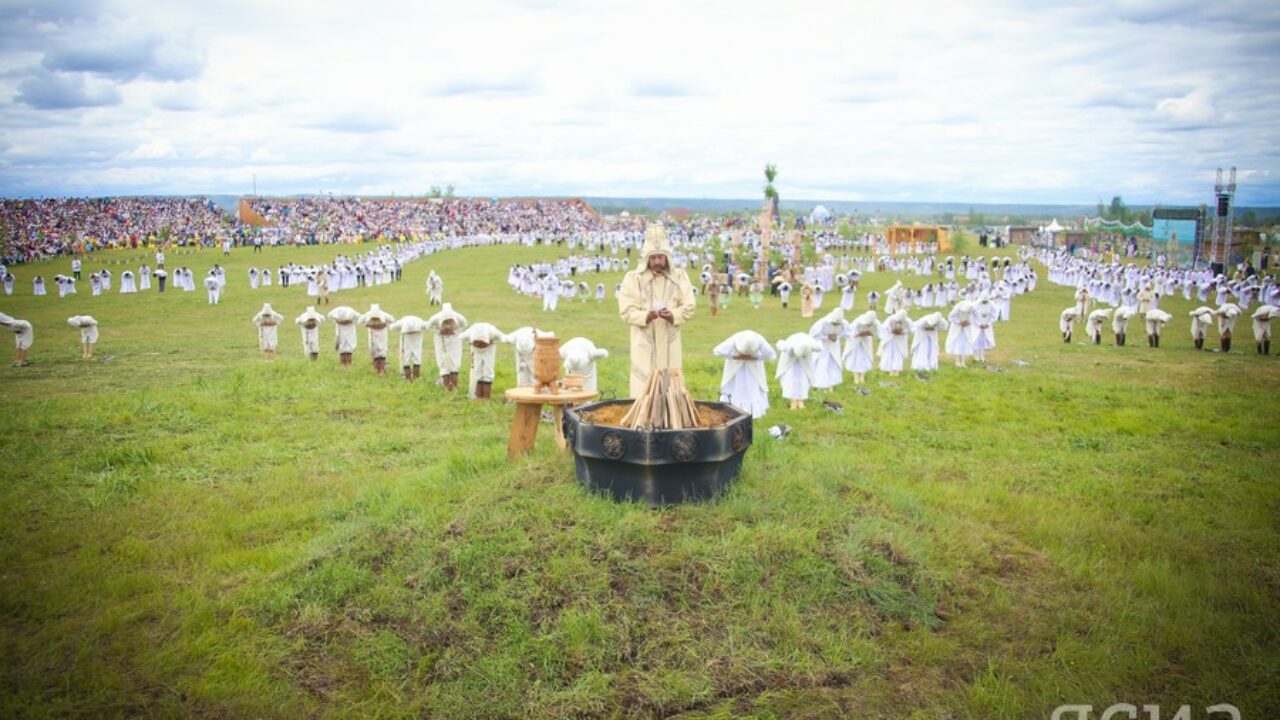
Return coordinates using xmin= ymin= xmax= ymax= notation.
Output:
xmin=757 ymin=207 xmax=773 ymax=284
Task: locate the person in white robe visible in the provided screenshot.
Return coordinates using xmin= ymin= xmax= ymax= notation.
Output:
xmin=910 ymin=312 xmax=948 ymax=372
xmin=504 ymin=326 xmax=554 ymax=387
xmin=1251 ymin=305 xmax=1276 ymax=355
xmin=808 ymin=307 xmax=848 ymax=390
xmin=389 ymin=315 xmax=428 ymax=380
xmin=595 ymin=283 xmax=606 ymax=302
xmin=1189 ymin=306 xmax=1214 ymax=350
xmin=139 ymin=265 xmax=151 ymax=291
xmin=838 ymin=274 xmax=856 ymax=311
xmin=252 ymin=303 xmax=284 ymax=359
xmin=778 ymin=281 xmax=792 ymax=309
xmin=360 ymin=304 xmax=396 ymax=374
xmin=866 ymin=290 xmax=879 ymax=312
xmin=462 ymin=322 xmax=506 ymax=398
xmin=204 ymin=274 xmax=221 ymax=304
xmin=328 ymin=305 xmax=360 ymax=366
xmin=3 ymin=271 xmax=14 ymax=295
xmin=842 ymin=310 xmax=878 ymax=385
xmin=775 ymin=332 xmax=821 ymax=409
xmin=67 ymin=315 xmax=98 ymax=359
xmin=426 ymin=271 xmax=444 ymax=306
xmin=1215 ymin=303 xmax=1241 ymax=352
xmin=541 ymin=275 xmax=560 ymax=312
xmin=8 ymin=317 xmax=33 ymax=366
xmin=119 ymin=271 xmax=137 ymax=294
xmin=249 ymin=267 xmax=260 ymax=290
xmin=946 ymin=301 xmax=978 ymax=367
xmin=426 ymin=303 xmax=468 ymax=390
xmin=559 ymin=336 xmax=608 ymax=393
xmin=972 ymin=296 xmax=998 ymax=363
xmin=295 ymin=306 xmax=325 ymax=361
xmin=877 ymin=309 xmax=911 ymax=375
xmin=34 ymin=276 xmax=47 ymax=296
xmin=713 ymin=330 xmax=775 ymax=418
xmin=1059 ymin=307 xmax=1081 ymax=344
xmin=1112 ymin=306 xmax=1135 ymax=346
xmin=1145 ymin=308 xmax=1172 ymax=348
xmin=1087 ymin=308 xmax=1112 ymax=346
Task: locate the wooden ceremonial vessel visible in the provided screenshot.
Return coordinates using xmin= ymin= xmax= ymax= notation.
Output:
xmin=533 ymin=336 xmax=560 ymax=394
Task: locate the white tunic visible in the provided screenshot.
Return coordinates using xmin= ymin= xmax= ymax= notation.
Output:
xmin=67 ymin=315 xmax=99 ymax=344
xmin=389 ymin=315 xmax=428 ymax=366
xmin=252 ymin=306 xmax=284 ymax=351
xmin=910 ymin=314 xmax=948 ymax=371
xmin=775 ymin=332 xmax=820 ymax=401
xmin=559 ymin=336 xmax=608 ymax=391
xmin=877 ymin=313 xmax=911 ymax=372
xmin=328 ymin=306 xmax=360 ymax=353
xmin=295 ymin=308 xmax=325 ymax=354
xmin=714 ymin=330 xmax=775 ymax=418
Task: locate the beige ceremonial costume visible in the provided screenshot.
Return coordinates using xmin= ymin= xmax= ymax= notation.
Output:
xmin=559 ymin=336 xmax=609 ymax=392
xmin=426 ymin=303 xmax=468 ymax=390
xmin=66 ymin=315 xmax=98 ymax=358
xmin=461 ymin=322 xmax=506 ymax=398
xmin=252 ymin=303 xmax=284 ymax=357
xmin=359 ymin=304 xmax=396 ymax=373
xmin=1251 ymin=305 xmax=1276 ymax=355
xmin=617 ymin=225 xmax=696 ymax=397
xmin=328 ymin=306 xmax=360 ymax=365
xmin=295 ymin=306 xmax=325 ymax=359
xmin=389 ymin=315 xmax=429 ymax=380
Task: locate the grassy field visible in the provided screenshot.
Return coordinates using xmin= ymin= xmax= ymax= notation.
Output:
xmin=1 ymin=237 xmax=1278 ymax=719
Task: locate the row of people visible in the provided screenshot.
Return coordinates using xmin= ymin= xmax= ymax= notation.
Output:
xmin=1063 ymin=303 xmax=1277 ymax=354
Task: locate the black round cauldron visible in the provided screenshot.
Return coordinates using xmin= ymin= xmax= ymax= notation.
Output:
xmin=562 ymin=400 xmax=752 ymax=506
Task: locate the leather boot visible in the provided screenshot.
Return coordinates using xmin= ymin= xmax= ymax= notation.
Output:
xmin=1194 ymin=337 xmax=1202 ymax=350
xmin=403 ymin=365 xmax=412 ymax=381
xmin=1222 ymin=337 xmax=1231 ymax=352
xmin=1094 ymin=335 xmax=1101 ymax=345
xmin=1266 ymin=340 xmax=1271 ymax=355
xmin=1258 ymin=342 xmax=1264 ymax=355
xmin=477 ymin=381 xmax=492 ymax=399
xmin=341 ymin=352 xmax=352 ymax=366
xmin=310 ymin=352 xmax=319 ymax=361
xmin=413 ymin=364 xmax=421 ymax=380
xmin=1064 ymin=331 xmax=1071 ymax=344
xmin=1155 ymin=334 xmax=1160 ymax=348
xmin=1148 ymin=334 xmax=1154 ymax=347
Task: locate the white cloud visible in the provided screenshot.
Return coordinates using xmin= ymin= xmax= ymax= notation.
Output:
xmin=122 ymin=138 xmax=175 ymax=159
xmin=0 ymin=0 xmax=1277 ymax=204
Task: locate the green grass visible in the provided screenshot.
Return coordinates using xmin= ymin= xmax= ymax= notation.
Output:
xmin=1 ymin=237 xmax=1278 ymax=719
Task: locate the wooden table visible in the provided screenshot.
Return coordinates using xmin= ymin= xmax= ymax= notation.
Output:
xmin=505 ymin=386 xmax=600 ymax=458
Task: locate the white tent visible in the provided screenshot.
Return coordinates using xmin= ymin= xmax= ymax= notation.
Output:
xmin=809 ymin=205 xmax=832 ymax=224
xmin=1045 ymin=218 xmax=1064 ymax=233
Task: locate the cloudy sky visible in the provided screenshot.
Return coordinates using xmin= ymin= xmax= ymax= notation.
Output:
xmin=1 ymin=0 xmax=1278 ymax=205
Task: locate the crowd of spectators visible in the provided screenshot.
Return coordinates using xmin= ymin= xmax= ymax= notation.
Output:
xmin=243 ymin=197 xmax=607 ymax=245
xmin=2 ymin=197 xmax=227 ymax=264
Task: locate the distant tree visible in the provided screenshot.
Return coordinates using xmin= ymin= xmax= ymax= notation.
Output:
xmin=763 ymin=163 xmax=780 ymax=220
xmin=427 ymin=186 xmax=443 ymax=199
xmin=1109 ymin=196 xmax=1127 ymax=222
xmin=444 ymin=184 xmax=455 ymax=199
xmin=1097 ymin=200 xmax=1106 ymax=219
xmin=1240 ymin=209 xmax=1258 ymax=227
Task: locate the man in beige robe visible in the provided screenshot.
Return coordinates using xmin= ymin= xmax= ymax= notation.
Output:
xmin=617 ymin=224 xmax=696 ymax=397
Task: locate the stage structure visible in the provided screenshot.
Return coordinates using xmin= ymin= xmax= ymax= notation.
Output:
xmin=1207 ymin=167 xmax=1237 ymax=272
xmin=1152 ymin=206 xmax=1205 ymax=268
xmin=883 ymin=224 xmax=951 ymax=253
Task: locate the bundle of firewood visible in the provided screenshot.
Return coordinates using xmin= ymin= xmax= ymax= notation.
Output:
xmin=620 ymin=370 xmax=702 ymax=430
